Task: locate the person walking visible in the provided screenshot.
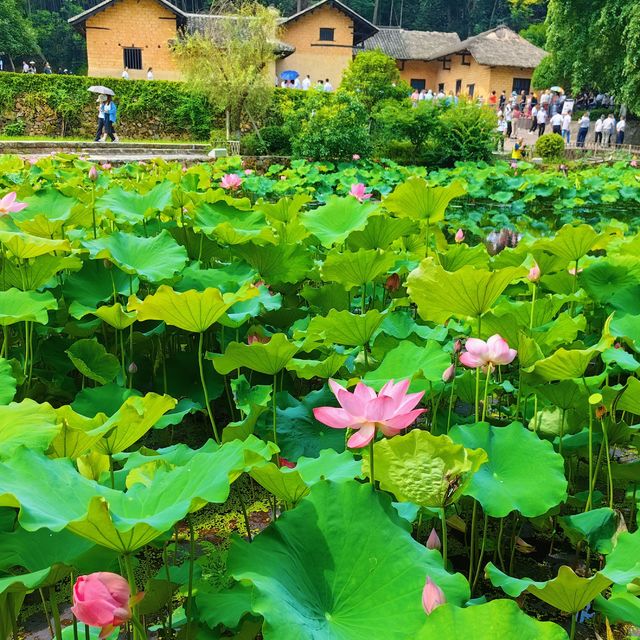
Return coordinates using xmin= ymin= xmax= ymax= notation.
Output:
xmin=576 ymin=112 xmax=590 ymax=147
xmin=302 ymin=74 xmax=311 ymax=90
xmin=122 ymin=67 xmax=130 ymax=79
xmin=536 ymin=106 xmax=548 ymax=136
xmin=496 ymin=114 xmax=507 ymax=151
xmin=504 ymin=102 xmax=513 ymax=138
xmin=550 ymin=111 xmax=563 ymax=135
xmin=323 ymin=78 xmax=333 ymax=92
xmin=616 ymin=116 xmax=626 ymax=145
xmin=488 ymin=90 xmax=497 ymax=107
xmin=146 ymin=67 xmax=154 ymax=80
xmin=603 ymin=113 xmax=614 ymax=146
xmin=561 ymin=111 xmax=572 ymax=144
xmin=43 ymin=62 xmax=52 ymax=74
xmin=499 ymin=90 xmax=506 ymax=110
xmin=511 ymin=104 xmax=520 ymax=138
xmin=94 ymin=94 xmax=108 ymax=142
xmin=529 ymin=104 xmax=539 ymax=132
xmin=594 ymin=115 xmax=604 ymax=145
xmin=101 ymin=96 xmax=117 ymax=142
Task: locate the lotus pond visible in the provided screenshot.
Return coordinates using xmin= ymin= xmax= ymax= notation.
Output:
xmin=1 ymin=153 xmax=640 ymax=640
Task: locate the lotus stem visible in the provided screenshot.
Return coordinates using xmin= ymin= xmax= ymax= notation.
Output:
xmin=569 ymin=613 xmax=576 ymax=640
xmin=49 ymin=586 xmax=63 ymax=640
xmin=121 ymin=554 xmax=144 ymax=640
xmin=474 ymin=367 xmax=481 ymax=422
xmin=197 ymin=331 xmax=219 ymax=442
xmin=361 ymin=283 xmax=366 ymax=315
xmin=425 ymin=220 xmax=430 ymax=258
xmin=272 ymin=373 xmax=279 ymax=453
xmin=38 ymin=588 xmax=53 ymax=636
xmin=602 ymin=419 xmax=614 ymax=509
xmin=570 ymin=259 xmax=579 ymax=316
xmin=91 ymin=183 xmax=97 ymax=239
xmin=186 ymin=517 xmax=195 ymax=636
xmin=237 ymin=488 xmax=253 ymax=542
xmin=369 ymin=438 xmax=375 ymax=489
xmin=162 ymin=544 xmax=173 ymax=633
xmin=446 ymin=373 xmax=456 ymax=433
xmin=481 ymin=367 xmax=491 ymax=422
xmin=441 ymin=507 xmax=448 ymax=566
xmin=508 ymin=513 xmax=519 ymax=574
xmin=468 ymin=500 xmax=477 ymax=584
xmin=585 ymin=402 xmax=594 ymax=512
xmin=7 ymin=593 xmax=19 ymax=640
xmin=529 ymin=283 xmax=537 ymax=331
xmin=496 ymin=517 xmax=506 ymax=570
xmin=472 ymin=512 xmax=489 ymax=592
xmin=85 ymin=621 xmax=90 ymax=640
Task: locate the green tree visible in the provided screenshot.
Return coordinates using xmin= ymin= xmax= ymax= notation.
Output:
xmin=340 ymin=50 xmax=407 ymax=110
xmin=0 ymin=0 xmax=40 ymax=70
xmin=519 ymin=21 xmax=546 ymax=47
xmin=173 ymin=1 xmax=280 ymax=139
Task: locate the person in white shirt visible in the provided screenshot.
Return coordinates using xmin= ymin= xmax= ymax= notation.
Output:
xmin=121 ymin=67 xmax=130 ymax=80
xmin=529 ymin=104 xmax=538 ymax=132
xmin=550 ymin=111 xmax=563 ymax=135
xmin=536 ymin=107 xmax=548 ymax=136
xmin=576 ymin=113 xmax=590 ymax=147
xmin=561 ymin=111 xmax=572 ymax=144
xmin=437 ymin=90 xmax=445 ymax=100
xmin=425 ymin=89 xmax=433 ymax=101
xmin=616 ymin=116 xmax=626 ymax=145
xmin=594 ymin=115 xmax=604 ymax=145
xmin=293 ymin=77 xmax=301 ymax=89
xmin=603 ymin=114 xmax=614 ymax=146
xmin=301 ymin=74 xmax=311 ymax=90
xmin=323 ymin=79 xmax=333 ymax=92
xmin=146 ymin=67 xmax=154 ymax=80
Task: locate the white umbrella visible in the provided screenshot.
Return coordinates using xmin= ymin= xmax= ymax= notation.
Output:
xmin=87 ymin=85 xmax=115 ymax=96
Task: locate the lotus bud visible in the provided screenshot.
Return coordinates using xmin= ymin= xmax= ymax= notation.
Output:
xmin=279 ymin=457 xmax=296 ymax=468
xmin=614 ymin=342 xmax=623 ymax=349
xmin=442 ymin=363 xmax=455 ymax=383
xmin=527 ymin=263 xmax=541 ymax=282
xmin=182 ymin=164 xmax=188 ymax=173
xmin=128 ymin=362 xmax=138 ymax=374
xmin=88 ymin=165 xmax=98 ymax=181
xmin=454 ymin=339 xmax=462 ymax=354
xmin=101 ymin=162 xmax=112 ymax=171
xmin=422 ymin=577 xmax=446 ymax=615
xmin=352 ymin=154 xmax=360 ymax=161
xmin=244 ymin=169 xmax=254 ymax=175
xmin=102 ymin=259 xmax=113 ymax=270
xmin=426 ymin=528 xmax=441 ymax=551
xmin=454 ymin=228 xmax=464 ymax=243
xmin=510 ymin=161 xmax=518 ymax=170
xmin=595 ymin=405 xmax=607 ymax=420
xmin=384 ymin=273 xmax=401 ymax=292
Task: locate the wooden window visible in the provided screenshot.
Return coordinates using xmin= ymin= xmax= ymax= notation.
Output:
xmin=455 ymin=79 xmax=462 ymax=94
xmin=467 ymin=83 xmax=475 ymax=97
xmin=410 ymin=79 xmax=425 ymax=91
xmin=461 ymin=53 xmax=470 ymax=66
xmin=319 ymin=28 xmax=335 ymax=41
xmin=441 ymin=57 xmax=451 ymax=71
xmin=123 ymin=47 xmax=142 ymax=70
xmin=512 ymin=78 xmax=531 ymax=94
xmin=438 ymin=83 xmax=445 ymax=93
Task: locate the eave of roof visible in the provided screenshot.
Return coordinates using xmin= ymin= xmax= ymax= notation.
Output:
xmin=68 ymin=0 xmax=185 ymax=26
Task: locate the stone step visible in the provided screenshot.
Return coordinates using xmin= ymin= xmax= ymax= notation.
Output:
xmin=86 ymin=153 xmax=212 ymax=164
xmin=0 ymin=140 xmax=209 ymax=152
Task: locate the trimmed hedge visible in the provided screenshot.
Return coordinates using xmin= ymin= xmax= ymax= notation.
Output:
xmin=0 ymin=72 xmax=215 ymax=140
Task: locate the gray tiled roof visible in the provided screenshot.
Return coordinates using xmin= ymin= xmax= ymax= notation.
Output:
xmin=362 ymin=28 xmax=460 ymax=60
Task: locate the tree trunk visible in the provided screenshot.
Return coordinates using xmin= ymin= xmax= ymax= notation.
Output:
xmin=373 ymin=0 xmax=380 ymax=24
xmin=8 ymin=57 xmax=15 ymax=72
xmin=225 ymin=109 xmax=230 ymax=141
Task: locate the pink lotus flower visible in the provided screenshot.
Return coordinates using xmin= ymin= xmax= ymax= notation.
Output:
xmin=352 ymin=154 xmax=361 ymax=160
xmin=101 ymin=163 xmax=112 ymax=171
xmin=349 ymin=183 xmax=372 ymax=202
xmin=220 ymin=174 xmax=243 ymax=190
xmin=631 ymin=159 xmax=638 ymax=168
xmin=247 ymin=333 xmax=270 ymax=345
xmin=459 ymin=335 xmax=517 ymax=371
xmin=527 ymin=263 xmax=541 ymax=282
xmin=426 ymin=528 xmax=441 ymax=551
xmin=71 ymin=572 xmax=142 ymax=638
xmin=88 ymin=166 xmax=98 ymax=181
xmin=28 ymin=156 xmax=39 ymax=166
xmin=422 ymin=577 xmax=446 ymax=615
xmin=510 ymin=161 xmax=518 ymax=170
xmin=244 ymin=169 xmax=254 ymax=175
xmin=384 ymin=273 xmax=401 ymax=292
xmin=0 ymin=192 xmax=28 ymax=216
xmin=442 ymin=363 xmax=455 ymax=383
xmin=279 ymin=457 xmax=296 ymax=469
xmin=313 ymin=379 xmax=425 ymax=448
xmin=454 ymin=229 xmax=464 ymax=243
xmin=453 ymin=339 xmax=462 ymax=354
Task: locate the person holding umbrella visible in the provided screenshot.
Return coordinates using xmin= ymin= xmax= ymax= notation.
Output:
xmin=94 ymin=94 xmax=108 ymax=142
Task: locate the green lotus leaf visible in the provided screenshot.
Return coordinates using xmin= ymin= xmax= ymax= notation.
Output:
xmin=406 ymin=259 xmax=525 ymax=323
xmin=525 ymin=348 xmax=600 ymax=381
xmin=602 ymin=346 xmax=640 ymax=372
xmin=249 ymin=463 xmax=310 ymax=504
xmin=300 ymin=195 xmax=377 ymax=247
xmin=195 ymin=582 xmax=255 ymax=631
xmin=438 ymin=243 xmax=491 ymax=271
xmin=610 ymin=313 xmax=640 ymax=351
xmin=221 ymin=285 xmax=282 ymax=327
xmin=234 ymin=243 xmax=313 ymax=284
xmin=66 ymin=338 xmax=121 ymax=384
xmin=94 ymin=392 xmax=177 ymax=455
xmin=594 ymin=584 xmax=640 ymax=626
xmin=300 ymin=283 xmax=351 ymax=314
xmin=71 ymin=383 xmax=141 ymax=417
xmin=3 ymin=254 xmax=82 ymax=291
xmin=614 ymin=377 xmax=640 ymax=415
xmin=227 ymin=481 xmax=470 ymax=639
xmin=96 ymin=182 xmax=174 ymax=224
xmin=231 ymin=374 xmax=272 ymax=413
xmin=543 ymin=224 xmax=600 ymax=262
xmin=486 ymin=563 xmax=611 ymax=614
xmin=321 ymin=248 xmax=397 ymax=289
xmin=0 ymin=230 xmax=71 ymax=259
xmin=175 ymin=262 xmax=256 ymax=293
xmin=211 ymin=333 xmax=298 ymax=375
xmin=83 ymin=230 xmax=188 ymax=282
xmin=601 ymin=529 xmax=640 ymax=584
xmin=558 ymin=508 xmax=618 ymax=555
xmin=0 ymin=436 xmax=276 ymax=552
xmin=0 ymin=358 xmax=16 ymax=405
xmin=153 ymin=398 xmax=201 ymax=430
xmin=347 ymin=214 xmax=415 ymax=250
xmin=128 ymin=284 xmax=257 ymax=333
xmin=0 ymin=399 xmax=59 ymax=460
xmin=371 ymin=430 xmax=487 ymax=508
xmin=364 ymin=340 xmax=450 ymax=391
xmin=295 ymin=448 xmax=361 ymax=484
xmin=257 ymin=193 xmax=311 ymax=223
xmin=383 ymin=177 xmax=466 ymax=223
xmin=376 ymin=311 xmax=448 ymax=341
xmin=449 ymin=422 xmax=567 ymax=518
xmin=302 ymin=309 xmax=385 ymax=346
xmin=0 ymin=288 xmax=57 ymax=326
xmin=222 ymin=404 xmax=268 ymax=443
xmin=194 ymin=200 xmax=274 ymax=245
xmin=89 ymin=303 xmax=137 ymax=330
xmin=416 ymin=599 xmax=569 ymax=639
xmin=20 ymin=187 xmax=77 ymax=224
xmin=286 ymin=352 xmax=348 ymax=380
xmin=581 ymin=260 xmax=640 ymax=304
xmin=49 ymin=406 xmax=111 ymax=459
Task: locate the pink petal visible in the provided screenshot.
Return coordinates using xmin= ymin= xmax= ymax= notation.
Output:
xmin=335 ymin=387 xmax=367 ymax=418
xmin=381 ymin=408 xmax=426 ymax=432
xmin=328 ymin=379 xmax=347 ymax=397
xmin=459 ymin=352 xmax=485 ymax=368
xmin=347 ymin=424 xmax=376 ymax=448
xmin=363 ymin=395 xmax=397 ymax=422
xmin=312 ymin=406 xmax=354 ymax=429
xmin=380 ymin=378 xmax=410 ymax=403
xmin=464 ymin=338 xmax=489 ymax=357
xmin=353 ymin=381 xmax=377 ymax=403
xmin=396 ymin=390 xmax=425 ymax=413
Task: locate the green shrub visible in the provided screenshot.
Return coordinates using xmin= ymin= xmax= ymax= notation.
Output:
xmin=3 ymin=119 xmax=26 ymax=136
xmin=289 ymin=93 xmax=371 ymax=160
xmin=535 ymin=133 xmax=565 ymax=159
xmin=241 ymin=132 xmax=268 ymax=155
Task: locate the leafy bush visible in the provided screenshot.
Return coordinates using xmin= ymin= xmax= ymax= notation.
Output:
xmin=289 ymin=93 xmax=371 ymax=160
xmin=3 ymin=119 xmax=26 ymax=136
xmin=535 ymin=133 xmax=565 ymax=160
